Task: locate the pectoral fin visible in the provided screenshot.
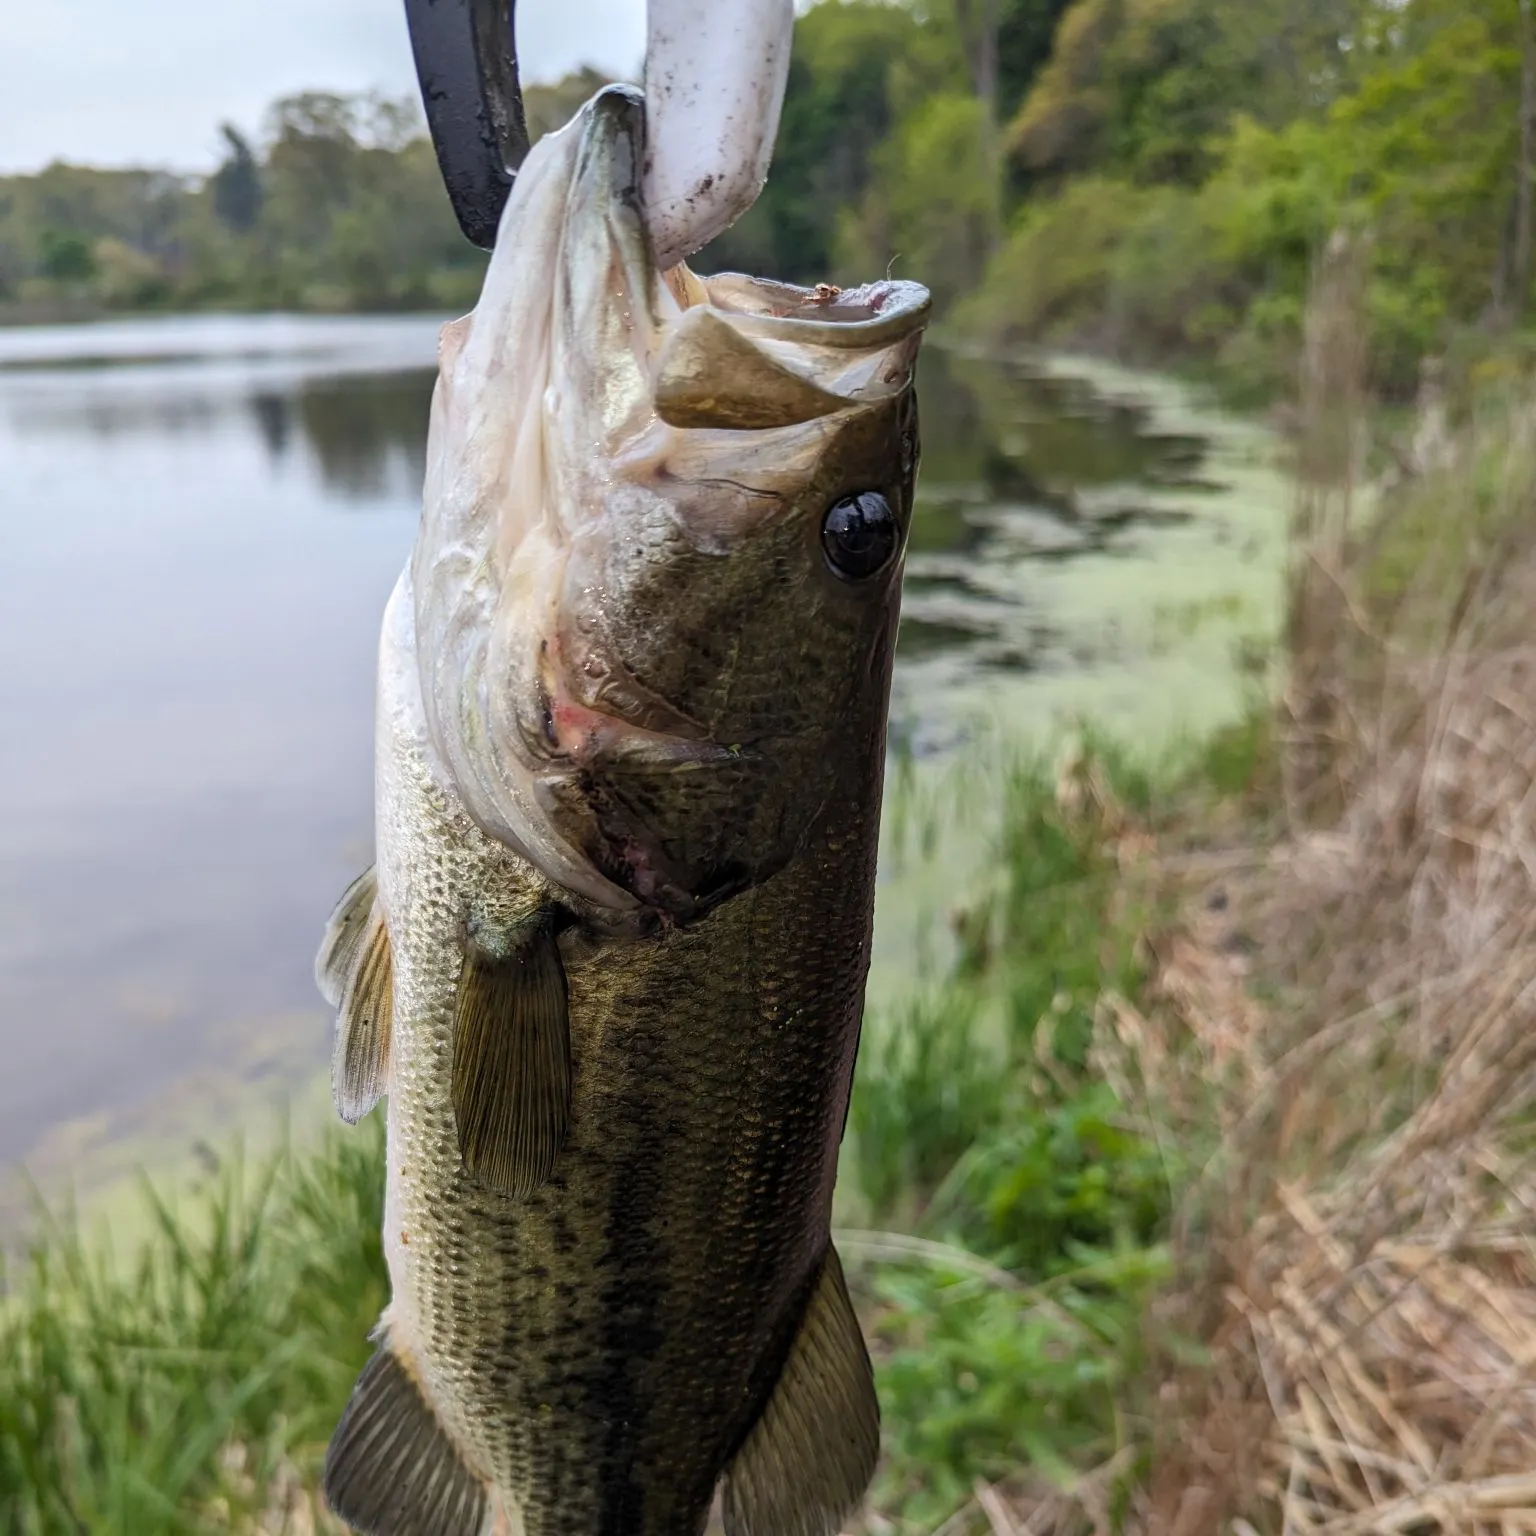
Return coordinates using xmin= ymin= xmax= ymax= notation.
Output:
xmin=722 ymin=1244 xmax=880 ymax=1536
xmin=322 ymin=1335 xmax=489 ymax=1536
xmin=452 ymin=915 xmax=571 ymax=1197
xmin=333 ymin=913 xmax=394 ymax=1125
xmin=319 ymin=869 xmax=395 ymax=1124
xmin=316 ymin=867 xmax=379 ymax=1007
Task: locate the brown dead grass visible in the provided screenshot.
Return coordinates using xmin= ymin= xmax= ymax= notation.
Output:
xmin=1148 ymin=631 xmax=1536 ymax=1536
xmin=945 ymin=234 xmax=1536 ymax=1536
xmin=1124 ymin=239 xmax=1536 ymax=1536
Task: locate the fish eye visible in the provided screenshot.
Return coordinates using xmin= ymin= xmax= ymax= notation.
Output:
xmin=821 ymin=491 xmax=898 ymax=582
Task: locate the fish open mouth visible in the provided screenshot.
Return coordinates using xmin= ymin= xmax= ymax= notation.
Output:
xmin=409 ymin=85 xmax=929 ymax=922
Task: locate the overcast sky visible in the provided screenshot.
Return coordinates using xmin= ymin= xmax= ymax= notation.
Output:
xmin=0 ymin=0 xmax=648 ymax=174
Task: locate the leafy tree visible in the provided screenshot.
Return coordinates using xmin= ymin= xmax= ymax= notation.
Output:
xmin=211 ymin=125 xmax=263 ymax=233
xmin=39 ymin=228 xmax=95 ymax=282
xmin=997 ymin=0 xmax=1080 ymax=119
xmin=260 ymin=92 xmax=365 ymax=256
xmin=1009 ymin=0 xmax=1366 ymax=185
xmin=702 ymin=1 xmax=946 ymax=280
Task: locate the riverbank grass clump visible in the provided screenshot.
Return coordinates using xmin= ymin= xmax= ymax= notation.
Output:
xmin=846 ymin=746 xmax=1195 ymax=1529
xmin=0 ymin=1128 xmax=383 ymax=1534
xmin=1145 ymin=322 xmax=1536 ymax=1536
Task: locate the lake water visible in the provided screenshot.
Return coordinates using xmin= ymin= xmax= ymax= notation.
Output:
xmin=0 ymin=313 xmax=1287 ymax=1223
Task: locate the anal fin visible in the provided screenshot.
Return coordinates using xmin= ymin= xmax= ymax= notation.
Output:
xmin=323 ymin=1337 xmax=489 ymax=1536
xmin=452 ymin=913 xmax=571 ymax=1197
xmin=722 ymin=1244 xmax=880 ymax=1536
xmin=332 ymin=910 xmax=394 ymax=1125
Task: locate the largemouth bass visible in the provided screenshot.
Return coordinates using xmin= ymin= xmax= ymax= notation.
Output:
xmin=316 ymin=84 xmax=929 ymax=1536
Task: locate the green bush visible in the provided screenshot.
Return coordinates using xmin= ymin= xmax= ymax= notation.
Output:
xmin=957 ymin=177 xmax=1163 ymax=349
xmin=865 ymin=1240 xmax=1169 ymax=1527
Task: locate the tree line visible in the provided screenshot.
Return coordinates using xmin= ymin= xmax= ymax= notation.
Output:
xmin=0 ymin=2 xmax=1075 ymax=322
xmin=2 ymin=0 xmax=1529 ymax=398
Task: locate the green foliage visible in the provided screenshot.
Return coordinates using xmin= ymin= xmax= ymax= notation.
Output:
xmin=0 ymin=91 xmax=484 ymax=320
xmin=994 ymin=0 xmax=1082 ymax=122
xmin=236 ymin=92 xmax=483 ymax=313
xmin=0 ymin=1123 xmax=385 ymax=1534
xmin=867 ymin=1244 xmax=1167 ymax=1525
xmin=852 ymin=757 xmax=1148 ymax=1219
xmin=1194 ymin=704 xmax=1279 ymax=801
xmin=847 ymin=752 xmax=1182 ymax=1528
xmin=837 ymin=90 xmax=1000 ymax=307
xmin=968 ymin=0 xmax=1536 ymax=398
xmin=852 ymin=985 xmax=1006 ymax=1220
xmin=959 ymin=177 xmax=1169 ymax=343
xmin=933 ymin=1084 xmax=1170 ymax=1273
xmin=210 ymin=126 xmax=263 ymax=234
xmin=1008 ymin=0 xmax=1363 ymax=184
xmin=38 ymin=229 xmax=97 ymax=283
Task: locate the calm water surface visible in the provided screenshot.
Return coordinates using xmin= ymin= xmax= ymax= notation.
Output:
xmin=0 ymin=313 xmax=1284 ymax=1212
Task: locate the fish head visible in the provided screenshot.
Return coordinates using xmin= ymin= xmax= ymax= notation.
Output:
xmin=413 ymin=86 xmax=929 ymax=923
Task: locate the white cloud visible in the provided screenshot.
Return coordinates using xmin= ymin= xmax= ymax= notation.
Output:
xmin=0 ymin=0 xmax=646 ymax=173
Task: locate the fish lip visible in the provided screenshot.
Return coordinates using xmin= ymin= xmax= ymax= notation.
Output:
xmin=575 ymin=84 xmax=930 ymax=378
xmin=698 ymin=274 xmax=933 ymax=351
xmin=572 ymin=82 xmax=656 ymax=306
xmin=584 ymin=81 xmax=647 ymax=199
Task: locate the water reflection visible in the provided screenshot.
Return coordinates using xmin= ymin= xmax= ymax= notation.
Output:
xmin=887 ymin=348 xmax=1223 ymax=753
xmin=0 ymin=314 xmax=1277 ymax=1213
xmin=251 ymin=370 xmax=435 ymax=501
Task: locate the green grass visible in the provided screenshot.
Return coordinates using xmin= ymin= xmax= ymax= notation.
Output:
xmin=844 ymin=749 xmax=1190 ymax=1528
xmin=0 ymin=1125 xmax=385 ymax=1534
xmin=1 ymin=741 xmax=1227 ymax=1535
